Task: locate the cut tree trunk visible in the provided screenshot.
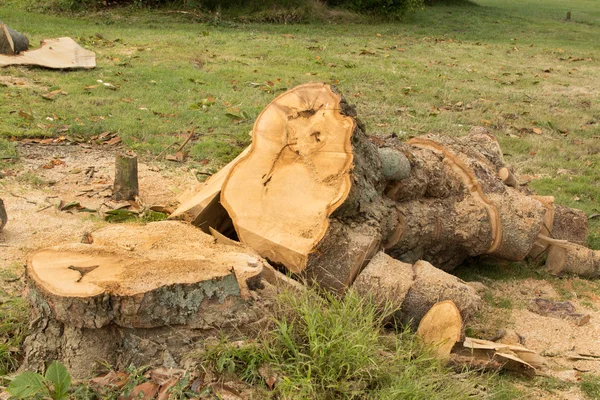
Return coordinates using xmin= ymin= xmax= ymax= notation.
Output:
xmin=416 ymin=300 xmax=462 ymax=360
xmin=220 ymin=82 xmax=396 ymax=292
xmin=0 ymin=37 xmax=95 ymax=69
xmin=353 ymin=252 xmax=481 ymax=326
xmin=173 ymin=83 xmax=595 ymax=291
xmin=0 ymin=198 xmax=6 ymax=231
xmin=379 ymin=131 xmax=547 ymax=270
xmin=23 ymin=221 xmax=274 ymax=377
xmin=113 ymin=151 xmax=139 ymax=201
xmin=0 ymin=21 xmax=29 ymax=54
xmin=546 ymin=242 xmax=600 ymax=278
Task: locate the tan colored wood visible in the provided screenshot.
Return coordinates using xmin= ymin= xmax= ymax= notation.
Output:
xmin=498 ymin=167 xmax=517 ymax=187
xmin=416 ymin=300 xmax=462 ymax=360
xmin=27 ymin=221 xmax=266 ymax=328
xmin=221 ymin=83 xmax=356 ymax=273
xmin=0 ymin=37 xmax=95 ymax=69
xmin=169 ymin=147 xmax=250 ymax=228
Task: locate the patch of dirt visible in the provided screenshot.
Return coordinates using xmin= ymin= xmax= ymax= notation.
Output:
xmin=485 ymin=278 xmax=600 ymax=399
xmin=0 ymin=75 xmax=38 ymax=88
xmin=0 ymin=143 xmax=198 ymax=271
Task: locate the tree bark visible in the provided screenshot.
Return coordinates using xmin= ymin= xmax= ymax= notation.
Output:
xmin=379 ymin=131 xmax=547 ymax=270
xmin=113 ymin=151 xmax=139 ymax=201
xmin=23 ymin=221 xmax=273 ymax=378
xmin=0 ymin=198 xmax=6 ymax=231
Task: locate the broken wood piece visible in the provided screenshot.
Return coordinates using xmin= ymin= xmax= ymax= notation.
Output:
xmin=113 ymin=151 xmax=138 ymax=201
xmin=493 ymin=352 xmax=536 ymax=377
xmin=416 ymin=300 xmax=462 ymax=360
xmin=527 ymin=298 xmax=591 ymax=326
xmin=498 ymin=167 xmax=517 ymax=187
xmin=459 ymin=337 xmax=540 ymax=376
xmin=0 ymin=198 xmax=6 ymax=231
xmin=0 ymin=37 xmax=95 ymax=69
xmin=546 ymin=242 xmax=600 ymax=279
xmin=209 ymin=226 xmax=241 ymax=247
xmin=169 ymin=147 xmax=250 ymax=236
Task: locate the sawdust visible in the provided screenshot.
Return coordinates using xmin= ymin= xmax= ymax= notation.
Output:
xmin=489 ymin=278 xmax=600 ymax=395
xmin=0 ymin=143 xmax=198 ymax=275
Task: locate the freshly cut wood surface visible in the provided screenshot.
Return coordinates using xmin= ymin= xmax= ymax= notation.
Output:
xmin=416 ymin=300 xmax=462 ymax=359
xmin=221 ymin=83 xmax=355 ymax=272
xmin=27 ymin=221 xmax=265 ymax=328
xmin=0 ymin=37 xmax=95 ymax=69
xmin=546 ymin=242 xmax=600 ymax=278
xmin=169 ymin=147 xmax=249 ymax=231
xmin=0 ymin=24 xmax=15 ymax=55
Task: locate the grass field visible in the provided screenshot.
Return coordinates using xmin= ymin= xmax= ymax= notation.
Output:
xmin=1 ymin=0 xmax=599 ymax=397
xmin=1 ymin=0 xmax=598 ymax=244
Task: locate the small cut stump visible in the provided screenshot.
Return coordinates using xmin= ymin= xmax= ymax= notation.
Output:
xmin=0 ymin=198 xmax=6 ymax=231
xmin=23 ymin=221 xmax=273 ymax=378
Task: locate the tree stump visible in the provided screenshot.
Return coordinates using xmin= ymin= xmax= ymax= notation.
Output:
xmin=23 ymin=221 xmax=274 ymax=378
xmin=0 ymin=198 xmax=6 ymax=231
xmin=0 ymin=22 xmax=29 ymax=55
xmin=113 ymin=151 xmax=139 ymax=201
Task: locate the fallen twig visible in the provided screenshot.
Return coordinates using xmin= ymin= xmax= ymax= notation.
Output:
xmin=154 ymin=140 xmax=179 ymax=161
xmin=175 ymin=127 xmax=196 ymax=154
xmin=9 ymin=191 xmax=37 ymax=204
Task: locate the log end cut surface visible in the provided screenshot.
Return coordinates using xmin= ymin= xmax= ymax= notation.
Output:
xmin=416 ymin=300 xmax=462 ymax=359
xmin=27 ymin=221 xmax=265 ymax=328
xmin=222 ymin=82 xmax=355 ymax=272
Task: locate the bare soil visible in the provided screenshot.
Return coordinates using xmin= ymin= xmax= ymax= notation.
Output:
xmin=1 ymin=143 xmax=598 ymax=399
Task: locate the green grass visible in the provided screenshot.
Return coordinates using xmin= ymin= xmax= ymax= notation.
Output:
xmin=581 ymin=374 xmax=600 ymax=399
xmin=205 ymin=288 xmax=512 ymax=399
xmin=1 ymin=0 xmax=598 ymax=234
xmin=0 ymin=296 xmax=30 ymax=376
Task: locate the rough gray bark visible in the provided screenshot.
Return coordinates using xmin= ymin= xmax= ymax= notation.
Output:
xmin=0 ymin=22 xmax=29 ymax=54
xmin=301 ymin=97 xmax=398 ymax=292
xmin=0 ymin=198 xmax=6 ymax=231
xmin=113 ymin=151 xmax=139 ymax=201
